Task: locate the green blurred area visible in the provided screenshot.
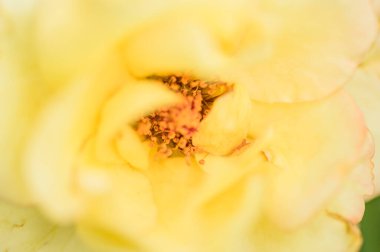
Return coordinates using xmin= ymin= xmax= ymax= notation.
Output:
xmin=361 ymin=196 xmax=380 ymax=252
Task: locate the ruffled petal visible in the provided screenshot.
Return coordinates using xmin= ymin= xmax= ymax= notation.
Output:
xmin=251 ymin=212 xmax=362 ymax=252
xmin=24 ymin=54 xmax=129 ymax=221
xmin=0 ymin=61 xmax=35 ymax=203
xmin=123 ymin=0 xmax=376 ymax=102
xmin=192 ymin=175 xmax=264 ymax=252
xmin=0 ymin=1 xmax=66 ymax=203
xmin=362 ymin=37 xmax=380 ymax=71
xmin=144 ymin=150 xmax=266 ymax=252
xmin=33 ymin=0 xmax=209 ymax=86
xmin=115 ymin=127 xmax=151 ymax=170
xmin=328 ymin=133 xmax=374 ymax=224
xmin=145 ymin=144 xmax=264 ymax=223
xmin=229 ymin=0 xmax=377 ymax=102
xmin=124 ymin=16 xmax=228 ymax=78
xmin=76 ymin=163 xmax=156 ymax=243
xmin=76 ymin=225 xmax=140 ymax=252
xmin=145 ymin=157 xmax=203 ymax=227
xmin=372 ymin=0 xmax=380 ymax=19
xmin=95 ymin=80 xmax=181 ymax=164
xmin=1 ymin=0 xmax=65 ymax=92
xmin=24 ymin=53 xmax=171 ymax=242
xmin=248 ymin=90 xmax=368 ymax=229
xmin=346 ymin=69 xmax=380 ymax=196
xmin=192 ymin=84 xmax=251 ymax=155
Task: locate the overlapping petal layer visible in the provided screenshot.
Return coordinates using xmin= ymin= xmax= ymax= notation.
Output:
xmin=347 ymin=69 xmax=380 ymax=195
xmin=24 ymin=54 xmax=131 ymax=221
xmin=3 ymin=0 xmax=374 ymax=102
xmin=192 ymin=84 xmax=252 ymax=155
xmin=0 ymin=61 xmax=35 ymax=203
xmin=251 ymin=212 xmax=361 ymax=252
xmin=24 ymin=71 xmax=372 ymax=251
xmin=328 ymin=150 xmax=374 ymax=225
xmin=124 ymin=0 xmax=376 ymax=102
xmin=0 ymin=55 xmax=53 ymax=203
xmin=24 ymin=53 xmax=181 ymax=228
xmin=248 ymin=91 xmax=369 ymax=228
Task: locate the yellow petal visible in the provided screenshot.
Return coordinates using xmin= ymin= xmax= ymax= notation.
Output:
xmin=0 ymin=62 xmax=35 ymax=203
xmin=328 ymin=139 xmax=374 ymax=224
xmin=192 ymin=84 xmax=251 ymax=155
xmin=77 ymin=225 xmax=139 ymax=252
xmin=124 ymin=17 xmax=228 ymax=78
xmin=144 ymin=151 xmax=265 ymax=252
xmin=148 ymin=175 xmax=264 ymax=252
xmin=0 ymin=59 xmax=60 ymax=204
xmin=24 ymin=54 xmax=128 ymax=222
xmin=123 ymin=0 xmax=376 ymax=102
xmin=372 ymin=0 xmax=380 ymax=19
xmin=346 ymin=69 xmax=380 ymax=197
xmin=194 ymin=175 xmax=264 ymax=252
xmin=95 ymin=80 xmax=181 ymax=164
xmin=191 ymin=145 xmax=267 ymax=208
xmin=251 ymin=212 xmax=361 ymax=252
xmin=0 ymin=2 xmax=67 ymax=203
xmin=362 ymin=37 xmax=380 ymax=71
xmin=0 ymin=200 xmax=94 ymax=252
xmin=232 ymin=0 xmax=377 ymax=102
xmin=77 ymin=164 xmax=156 ymax=242
xmin=115 ymin=126 xmax=150 ymax=170
xmin=122 ymin=0 xmax=250 ymax=78
xmin=1 ymin=0 xmax=67 ymax=92
xmin=248 ymin=90 xmax=369 ymax=229
xmin=32 ymin=0 xmax=193 ymax=86
xmin=145 ymin=143 xmax=265 ymax=229
xmin=145 ymin=157 xmax=203 ymax=228
xmin=25 ymin=53 xmax=161 ymax=239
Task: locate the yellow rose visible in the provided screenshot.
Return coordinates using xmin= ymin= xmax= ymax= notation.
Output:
xmin=0 ymin=0 xmax=377 ymax=252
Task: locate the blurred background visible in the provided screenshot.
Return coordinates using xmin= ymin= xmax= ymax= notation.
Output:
xmin=361 ymin=196 xmax=380 ymax=251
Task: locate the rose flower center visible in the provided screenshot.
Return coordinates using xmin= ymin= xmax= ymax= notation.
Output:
xmin=136 ymin=74 xmax=232 ymax=158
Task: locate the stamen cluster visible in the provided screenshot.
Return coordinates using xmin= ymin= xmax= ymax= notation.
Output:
xmin=136 ymin=74 xmax=231 ymax=158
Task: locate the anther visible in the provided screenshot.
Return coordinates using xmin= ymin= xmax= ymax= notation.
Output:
xmin=136 ymin=74 xmax=232 ymax=158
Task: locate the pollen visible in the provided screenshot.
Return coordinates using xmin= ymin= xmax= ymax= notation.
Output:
xmin=136 ymin=74 xmax=232 ymax=158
